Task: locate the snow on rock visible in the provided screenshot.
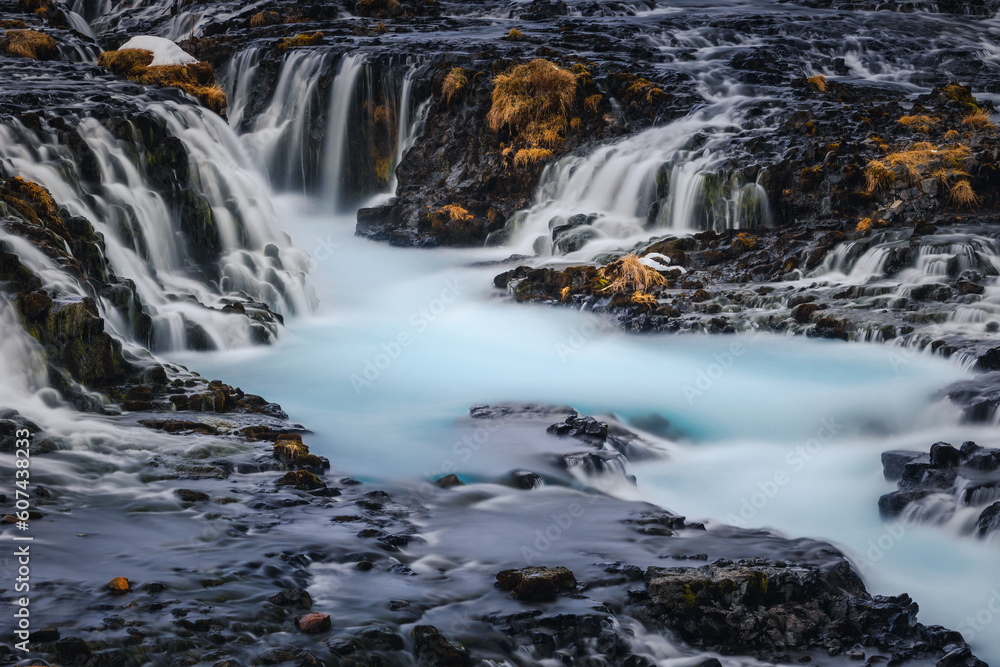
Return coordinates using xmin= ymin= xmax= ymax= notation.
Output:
xmin=118 ymin=36 xmax=198 ymax=67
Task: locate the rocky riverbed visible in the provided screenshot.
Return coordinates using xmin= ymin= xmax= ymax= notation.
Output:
xmin=1 ymin=0 xmax=999 ymax=665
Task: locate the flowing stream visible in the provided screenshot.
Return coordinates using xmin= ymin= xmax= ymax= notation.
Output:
xmin=4 ymin=0 xmax=1000 ymax=662
xmin=175 ymin=201 xmax=1000 ymax=664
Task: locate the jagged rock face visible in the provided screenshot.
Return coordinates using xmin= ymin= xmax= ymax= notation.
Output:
xmin=636 ymin=558 xmax=985 ymax=665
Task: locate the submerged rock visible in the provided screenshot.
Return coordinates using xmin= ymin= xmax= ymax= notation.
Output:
xmin=496 ymin=566 xmax=576 ymax=601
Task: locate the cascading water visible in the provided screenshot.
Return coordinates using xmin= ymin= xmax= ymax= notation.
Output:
xmin=227 ymin=50 xmax=426 ymax=209
xmin=0 ymin=100 xmax=311 ymax=352
xmin=508 ymin=100 xmax=773 ymax=258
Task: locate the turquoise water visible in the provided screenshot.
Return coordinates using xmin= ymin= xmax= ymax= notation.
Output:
xmin=176 ymin=202 xmax=999 ymax=664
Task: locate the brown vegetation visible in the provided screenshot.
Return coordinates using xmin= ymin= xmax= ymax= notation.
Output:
xmin=98 ymin=49 xmax=227 ymax=116
xmin=1 ymin=29 xmax=57 ymax=60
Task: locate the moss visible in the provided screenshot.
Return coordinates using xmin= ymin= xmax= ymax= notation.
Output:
xmin=1 ymin=29 xmax=58 ymax=60
xmin=0 ymin=177 xmax=59 ymax=226
xmin=0 ymin=20 xmax=29 ymax=28
xmin=506 ymin=28 xmax=524 ymax=41
xmin=942 ymin=82 xmax=980 ymax=112
xmin=806 ymin=74 xmax=826 ymax=92
xmin=800 ymin=165 xmax=824 ymax=191
xmin=98 ymin=49 xmax=227 ymax=116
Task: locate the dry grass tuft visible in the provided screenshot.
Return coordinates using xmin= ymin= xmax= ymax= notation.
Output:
xmin=506 ymin=28 xmax=524 ymax=41
xmin=600 ymin=255 xmax=667 ymax=294
xmin=513 ymin=148 xmax=552 ymax=167
xmin=864 ymin=160 xmax=894 ymax=193
xmin=855 ymin=217 xmax=887 ymax=232
xmin=439 ymin=204 xmax=473 ymax=222
xmin=807 ymin=75 xmax=827 ymax=92
xmin=0 ymin=176 xmax=59 ymax=226
xmin=98 ymin=48 xmax=154 ymax=77
xmin=631 ymin=291 xmax=658 ymax=309
xmin=249 ymin=10 xmax=280 ymax=27
xmin=963 ymin=110 xmax=994 ymax=130
xmin=277 ymin=32 xmax=324 ymax=52
xmin=585 ymin=93 xmax=602 ymax=114
xmin=950 ymin=180 xmax=980 ymax=209
xmin=441 ymin=67 xmax=468 ymax=105
xmin=897 ymin=114 xmax=938 ymax=134
xmin=1 ymin=29 xmax=57 ymax=60
xmin=488 ymin=59 xmax=577 ymax=148
xmin=99 ymin=49 xmax=227 ymax=116
xmin=885 ymin=142 xmax=971 ymax=181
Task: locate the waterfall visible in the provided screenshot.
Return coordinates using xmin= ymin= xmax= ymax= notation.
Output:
xmin=508 ymin=102 xmax=772 ymax=258
xmin=227 ymin=49 xmax=426 ymax=208
xmin=322 ymin=53 xmax=366 ymax=210
xmin=0 ymin=100 xmax=312 ymax=352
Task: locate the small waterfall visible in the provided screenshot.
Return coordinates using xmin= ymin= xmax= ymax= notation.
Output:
xmin=0 ymin=294 xmax=51 ymax=411
xmin=237 ymin=49 xmax=338 ymax=193
xmin=228 ymin=49 xmax=425 ymax=208
xmin=0 ymin=100 xmax=311 ymax=352
xmin=508 ymin=103 xmax=771 ymax=257
xmin=322 ymin=53 xmax=367 ymax=210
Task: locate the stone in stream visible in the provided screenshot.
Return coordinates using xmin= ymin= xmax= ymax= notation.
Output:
xmin=107 ymin=577 xmax=131 ymax=594
xmin=496 ymin=566 xmax=576 ymax=601
xmin=268 ymin=588 xmax=313 ymax=609
xmin=434 ymin=473 xmax=463 ymax=488
xmin=175 ymin=488 xmax=210 ymax=502
xmin=294 ymin=612 xmax=331 ymax=633
xmin=412 ymin=625 xmax=472 ymax=667
xmin=275 ymin=470 xmax=326 ymax=491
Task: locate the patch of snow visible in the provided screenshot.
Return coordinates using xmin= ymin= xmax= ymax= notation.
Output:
xmin=118 ymin=36 xmax=197 ymax=66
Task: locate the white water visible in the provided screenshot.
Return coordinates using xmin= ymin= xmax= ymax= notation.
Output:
xmin=0 ymin=101 xmax=311 ymax=351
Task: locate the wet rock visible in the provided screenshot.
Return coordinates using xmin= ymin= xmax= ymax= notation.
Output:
xmin=107 ymin=577 xmax=131 ymax=595
xmin=496 ymin=566 xmax=576 ymax=601
xmin=359 ymin=626 xmax=405 ymax=651
xmin=412 ymin=625 xmax=472 ymax=666
xmin=294 ymin=612 xmax=331 ymax=633
xmin=276 ymin=470 xmax=325 ymax=491
xmin=929 ymin=442 xmax=961 ymax=468
xmin=268 ymin=588 xmax=313 ymax=609
xmin=175 ymin=489 xmax=210 ymax=502
xmin=28 ymin=625 xmax=60 ymax=642
xmin=511 ymin=470 xmax=543 ymax=489
xmin=434 ymin=473 xmax=463 ymax=488
xmin=326 ymin=637 xmax=362 ymax=655
xmin=54 ymin=636 xmax=91 ymax=663
xmin=791 ymin=301 xmax=823 ymax=323
xmin=976 ymin=502 xmax=1000 ymax=537
xmin=637 ymin=558 xmax=979 ymax=662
